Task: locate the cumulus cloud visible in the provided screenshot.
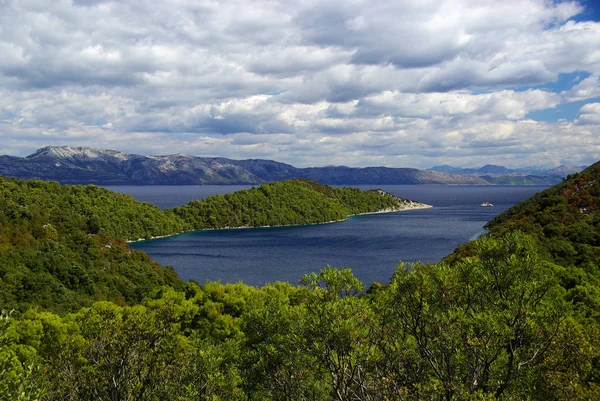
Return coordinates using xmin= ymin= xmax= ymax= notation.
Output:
xmin=577 ymin=102 xmax=600 ymax=124
xmin=562 ymin=75 xmax=600 ymax=101
xmin=0 ymin=0 xmax=599 ymax=168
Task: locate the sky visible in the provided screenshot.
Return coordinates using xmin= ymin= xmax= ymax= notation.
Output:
xmin=1 ymin=0 xmax=599 ymax=168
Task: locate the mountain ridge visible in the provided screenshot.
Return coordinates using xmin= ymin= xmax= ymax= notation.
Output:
xmin=429 ymin=163 xmax=586 ymax=176
xmin=0 ymin=145 xmax=489 ymax=185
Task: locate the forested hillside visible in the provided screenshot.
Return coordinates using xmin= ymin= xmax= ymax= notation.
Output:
xmin=0 ymin=177 xmax=184 ymax=313
xmin=1 ymin=169 xmax=600 ymax=400
xmin=484 ymin=160 xmax=600 ymax=320
xmin=0 ymin=177 xmax=423 ymax=313
xmin=172 ymin=179 xmax=423 ymax=230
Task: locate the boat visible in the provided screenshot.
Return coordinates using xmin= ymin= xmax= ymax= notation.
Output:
xmin=480 ymin=202 xmax=493 ymax=207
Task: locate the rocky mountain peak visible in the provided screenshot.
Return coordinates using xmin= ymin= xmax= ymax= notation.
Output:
xmin=27 ymin=146 xmax=132 ymax=161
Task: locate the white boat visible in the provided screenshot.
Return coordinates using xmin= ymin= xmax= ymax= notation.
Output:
xmin=480 ymin=202 xmax=493 ymax=207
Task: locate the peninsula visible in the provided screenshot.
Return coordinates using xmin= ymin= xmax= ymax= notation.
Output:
xmin=0 ymin=176 xmax=430 ymax=312
xmin=167 ymin=179 xmax=431 ymax=235
xmin=129 ymin=185 xmax=432 ymax=242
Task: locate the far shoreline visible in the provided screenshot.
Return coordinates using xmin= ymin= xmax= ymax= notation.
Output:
xmin=127 ymin=203 xmax=433 ymax=244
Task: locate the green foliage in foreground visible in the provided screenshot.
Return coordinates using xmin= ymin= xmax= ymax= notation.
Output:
xmin=2 ymin=169 xmax=600 ymax=399
xmin=2 ymin=232 xmax=599 ymax=400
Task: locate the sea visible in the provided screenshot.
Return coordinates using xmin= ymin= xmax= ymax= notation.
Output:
xmin=105 ymin=185 xmax=547 ymax=287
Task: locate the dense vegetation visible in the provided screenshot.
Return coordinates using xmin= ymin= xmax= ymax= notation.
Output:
xmin=488 ymin=162 xmax=600 ymax=322
xmin=1 ymin=166 xmax=600 ymax=400
xmin=0 ymin=177 xmax=184 ymax=314
xmin=0 ymin=177 xmax=416 ymax=313
xmin=449 ymin=160 xmax=600 ymax=321
xmin=173 ymin=179 xmax=413 ymax=229
xmin=486 ymin=160 xmax=600 ymax=268
xmin=2 ymin=233 xmax=598 ymax=400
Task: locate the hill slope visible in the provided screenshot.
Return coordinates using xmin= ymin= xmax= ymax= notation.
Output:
xmin=444 ymin=161 xmax=600 ymax=320
xmin=0 ymin=177 xmax=185 ymax=313
xmin=485 ymin=160 xmax=600 ymax=267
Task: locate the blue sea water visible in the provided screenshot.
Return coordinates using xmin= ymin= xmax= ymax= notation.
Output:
xmin=105 ymin=185 xmax=547 ymax=287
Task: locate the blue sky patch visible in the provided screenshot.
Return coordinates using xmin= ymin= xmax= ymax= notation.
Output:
xmin=526 ymin=96 xmax=600 ymax=122
xmin=572 ymin=0 xmax=600 ymax=22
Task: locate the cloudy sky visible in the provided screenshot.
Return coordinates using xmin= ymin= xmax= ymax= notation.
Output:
xmin=1 ymin=0 xmax=599 ymax=168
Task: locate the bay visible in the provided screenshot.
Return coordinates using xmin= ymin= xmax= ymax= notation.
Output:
xmin=106 ymin=185 xmax=547 ymax=287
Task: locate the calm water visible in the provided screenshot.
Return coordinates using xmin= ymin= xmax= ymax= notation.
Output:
xmin=106 ymin=185 xmax=547 ymax=286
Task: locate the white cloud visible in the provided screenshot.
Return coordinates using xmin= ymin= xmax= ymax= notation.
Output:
xmin=577 ymin=102 xmax=600 ymax=125
xmin=0 ymin=0 xmax=599 ymax=168
xmin=355 ymin=89 xmax=561 ymax=120
xmin=562 ymin=75 xmax=600 ymax=102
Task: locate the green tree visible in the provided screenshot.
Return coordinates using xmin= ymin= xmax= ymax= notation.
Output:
xmin=385 ymin=233 xmax=568 ymax=400
xmin=300 ymin=267 xmax=386 ymax=401
xmin=0 ymin=310 xmax=47 ymax=401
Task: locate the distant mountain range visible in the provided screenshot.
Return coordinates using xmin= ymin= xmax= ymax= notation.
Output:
xmin=428 ymin=164 xmax=586 ymax=185
xmin=0 ymin=146 xmax=582 ymax=185
xmin=429 ymin=164 xmax=586 ymax=176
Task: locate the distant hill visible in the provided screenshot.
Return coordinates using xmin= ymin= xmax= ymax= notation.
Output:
xmin=478 ymin=175 xmax=563 ymax=185
xmin=429 ymin=163 xmax=586 ymax=184
xmin=0 ymin=146 xmax=488 ymax=185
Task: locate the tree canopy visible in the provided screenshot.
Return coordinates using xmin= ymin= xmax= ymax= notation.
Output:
xmin=1 ymin=167 xmax=600 ymax=400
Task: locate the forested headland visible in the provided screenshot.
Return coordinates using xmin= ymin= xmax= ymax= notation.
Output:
xmin=0 ymin=177 xmax=427 ymax=313
xmin=1 ymin=166 xmax=599 ymax=400
xmin=170 ymin=179 xmax=430 ymax=233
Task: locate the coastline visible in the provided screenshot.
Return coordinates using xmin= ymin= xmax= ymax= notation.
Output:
xmin=127 ymin=201 xmax=433 ymax=244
